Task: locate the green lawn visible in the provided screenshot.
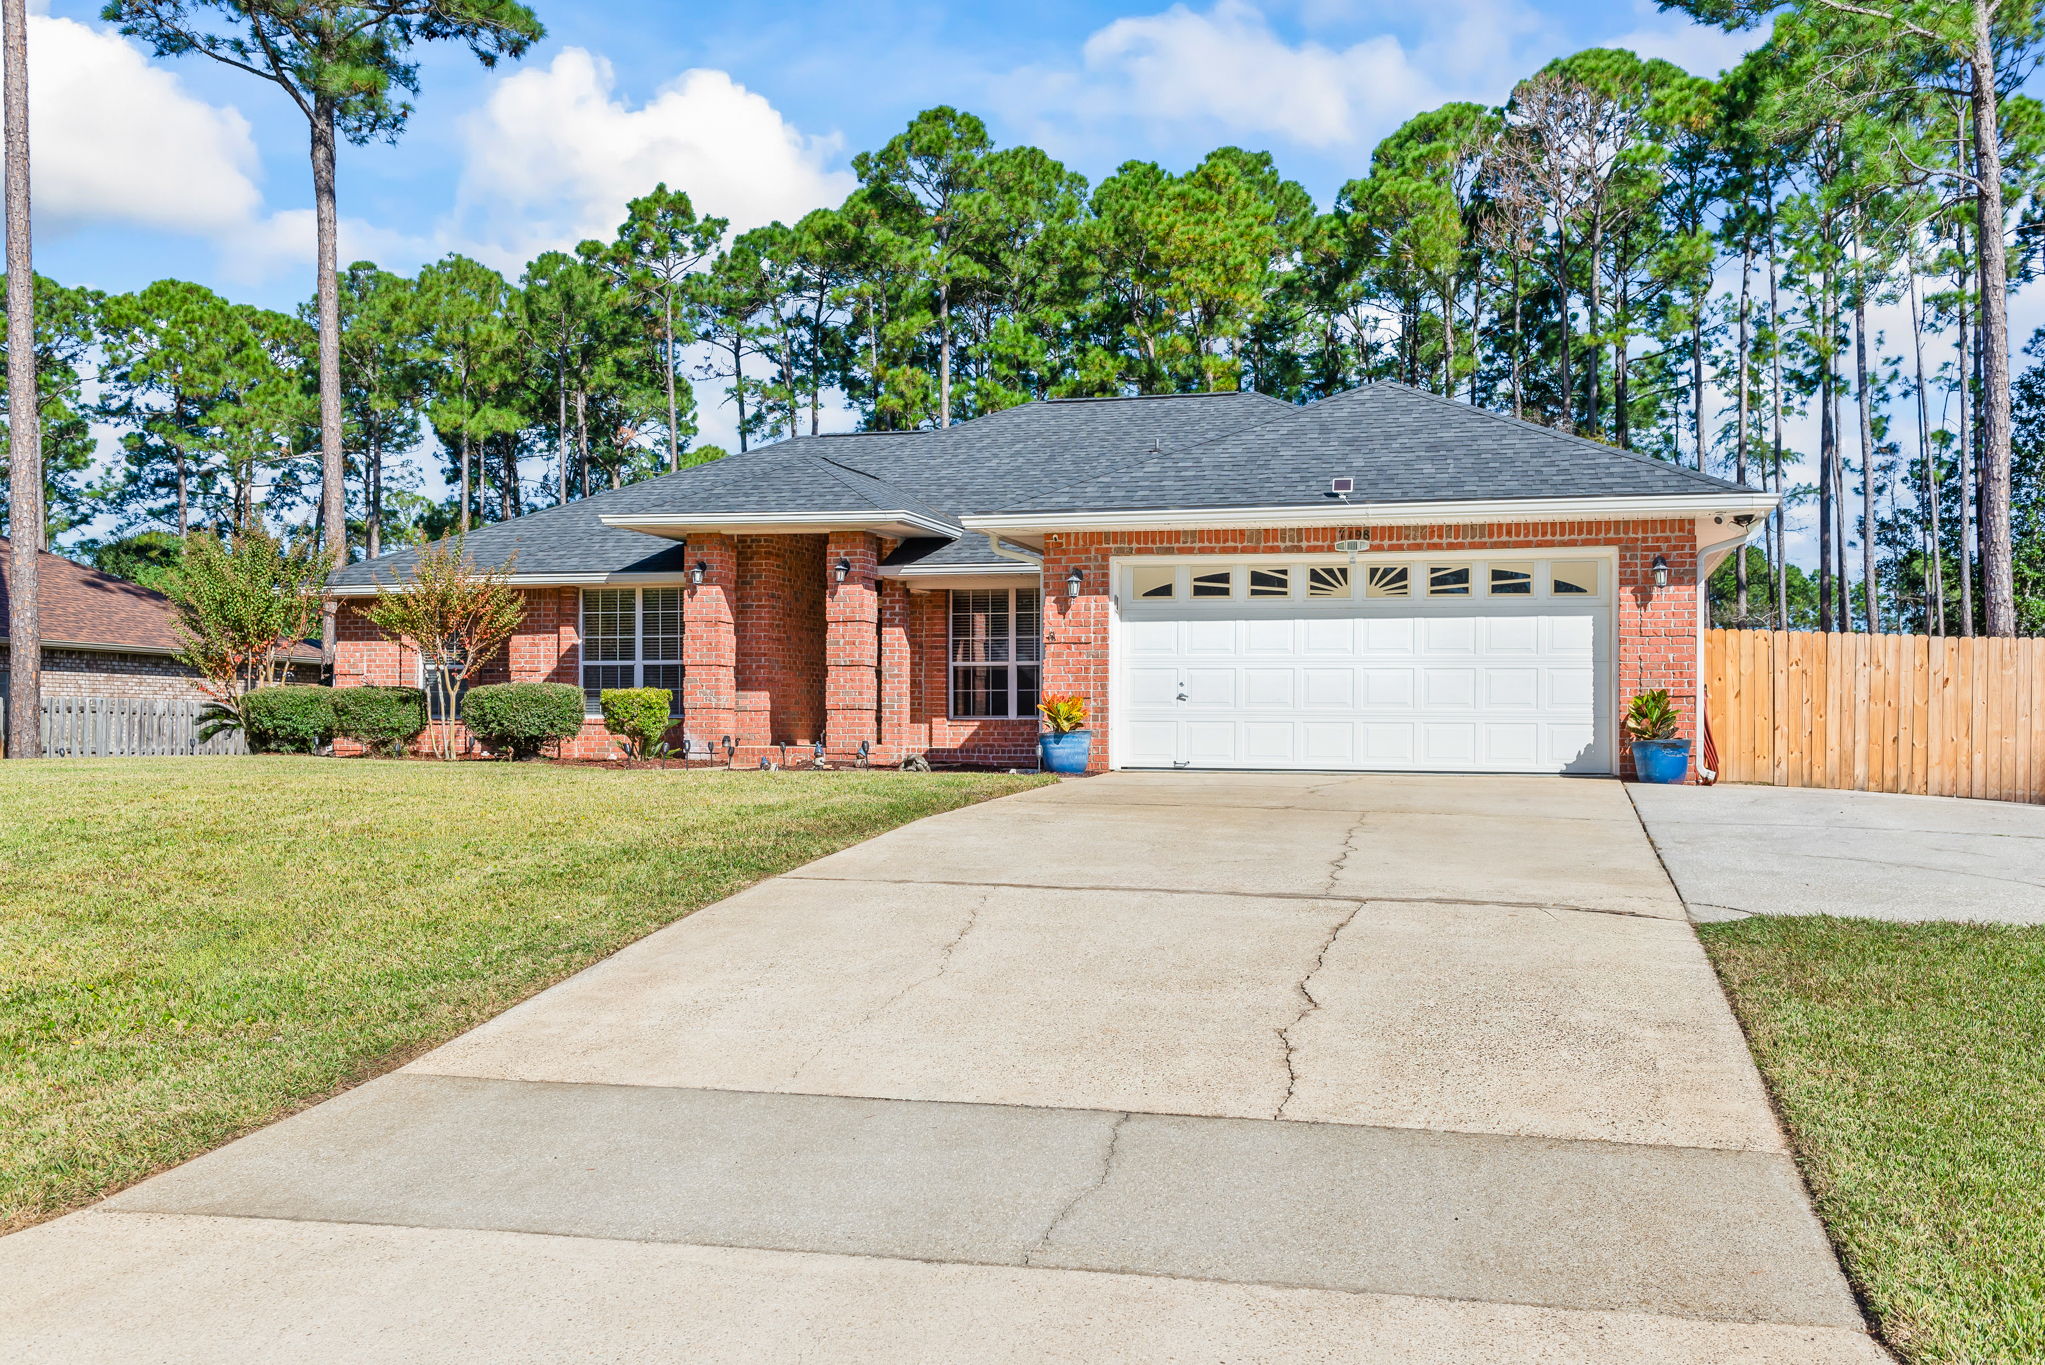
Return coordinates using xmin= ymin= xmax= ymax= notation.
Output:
xmin=0 ymin=757 xmax=1048 ymax=1232
xmin=1701 ymin=917 xmax=2045 ymax=1365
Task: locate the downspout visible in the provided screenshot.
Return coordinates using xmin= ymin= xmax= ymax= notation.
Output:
xmin=1695 ymin=517 xmax=1767 ymax=784
xmin=985 ymin=535 xmax=1044 ymax=570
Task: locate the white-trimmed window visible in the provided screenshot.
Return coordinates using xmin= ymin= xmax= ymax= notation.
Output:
xmin=1488 ymin=564 xmax=1534 ymax=596
xmin=1551 ymin=561 xmax=1600 ymax=596
xmin=950 ymin=587 xmax=1041 ymax=718
xmin=580 ymin=587 xmax=683 ymax=716
xmin=1307 ymin=565 xmax=1351 ymax=598
xmin=1427 ymin=564 xmax=1472 ymax=596
xmin=1132 ymin=565 xmax=1178 ymax=599
xmin=1247 ymin=566 xmax=1291 ymax=598
xmin=1365 ymin=564 xmax=1410 ymax=598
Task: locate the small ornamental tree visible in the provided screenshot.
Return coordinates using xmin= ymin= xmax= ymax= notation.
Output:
xmin=169 ymin=531 xmax=330 ymax=735
xmin=361 ymin=536 xmax=524 ymax=759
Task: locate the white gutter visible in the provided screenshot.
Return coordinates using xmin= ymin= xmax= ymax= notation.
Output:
xmin=962 ymin=492 xmax=1782 ymax=538
xmin=326 ymin=570 xmax=693 ymax=597
xmin=881 ymin=561 xmax=1040 ymax=579
xmin=983 ymin=536 xmax=1045 ymax=570
xmin=598 ymin=509 xmax=959 ymax=540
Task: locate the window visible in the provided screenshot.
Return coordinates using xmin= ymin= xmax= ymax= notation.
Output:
xmin=1551 ymin=561 xmax=1599 ymax=596
xmin=1488 ymin=565 xmax=1533 ymax=596
xmin=1132 ymin=565 xmax=1177 ymax=599
xmin=1248 ymin=567 xmax=1291 ymax=598
xmin=1307 ymin=565 xmax=1350 ymax=598
xmin=580 ymin=587 xmax=684 ymax=716
xmin=1190 ymin=568 xmax=1234 ymax=598
xmin=1427 ymin=565 xmax=1471 ymax=596
xmin=1365 ymin=565 xmax=1410 ymax=598
xmin=950 ymin=588 xmax=1041 ymax=718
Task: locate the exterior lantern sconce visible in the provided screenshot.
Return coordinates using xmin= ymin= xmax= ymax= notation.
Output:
xmin=1651 ymin=554 xmax=1670 ymax=590
xmin=833 ymin=557 xmax=851 ymax=584
xmin=1066 ymin=566 xmax=1086 ymax=598
xmin=690 ymin=560 xmax=709 ymax=587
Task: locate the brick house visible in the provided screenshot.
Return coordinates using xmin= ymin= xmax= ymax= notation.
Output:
xmin=326 ymin=384 xmax=1775 ymax=776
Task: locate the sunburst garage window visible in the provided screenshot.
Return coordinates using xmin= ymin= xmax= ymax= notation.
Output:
xmin=950 ymin=588 xmax=1041 ymax=718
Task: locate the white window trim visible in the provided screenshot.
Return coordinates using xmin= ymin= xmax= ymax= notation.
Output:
xmin=578 ymin=587 xmax=684 ymax=717
xmin=947 ymin=586 xmax=1042 ymax=721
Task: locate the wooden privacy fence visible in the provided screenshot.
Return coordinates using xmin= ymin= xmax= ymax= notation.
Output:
xmin=0 ymin=695 xmax=248 ymax=758
xmin=1705 ymin=629 xmax=2045 ymax=803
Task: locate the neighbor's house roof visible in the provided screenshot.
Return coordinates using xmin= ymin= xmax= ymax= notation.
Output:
xmin=328 ymin=384 xmax=1774 ymax=591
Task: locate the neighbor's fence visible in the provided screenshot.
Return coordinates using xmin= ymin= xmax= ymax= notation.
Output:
xmin=1706 ymin=628 xmax=2045 ymax=803
xmin=0 ymin=695 xmax=248 ymax=758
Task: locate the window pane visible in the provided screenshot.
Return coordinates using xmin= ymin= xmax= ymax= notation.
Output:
xmin=1131 ymin=565 xmax=1176 ymax=599
xmin=1428 ymin=565 xmax=1471 ymax=596
xmin=582 ymin=663 xmax=634 ymax=714
xmin=950 ymin=665 xmax=1013 ymax=718
xmin=642 ymin=663 xmax=684 ymax=715
xmin=1248 ymin=567 xmax=1290 ymax=597
xmin=950 ymin=589 xmax=1010 ymax=663
xmin=1307 ymin=565 xmax=1351 ymax=598
xmin=1552 ymin=561 xmax=1598 ymax=596
xmin=1016 ymin=665 xmax=1040 ymax=717
xmin=641 ymin=588 xmax=683 ymax=661
xmin=582 ymin=589 xmax=635 ymax=662
xmin=1190 ymin=569 xmax=1233 ymax=598
xmin=1489 ymin=565 xmax=1533 ymax=596
xmin=422 ymin=662 xmax=464 ymax=721
xmin=1365 ymin=565 xmax=1410 ymax=598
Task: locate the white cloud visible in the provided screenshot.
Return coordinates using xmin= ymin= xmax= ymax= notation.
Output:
xmin=212 ymin=208 xmax=439 ymax=286
xmin=992 ymin=0 xmax=1549 ymax=158
xmin=1603 ymin=2 xmax=1764 ymax=77
xmin=17 ymin=12 xmax=262 ymax=234
xmin=450 ymin=48 xmax=855 ymax=272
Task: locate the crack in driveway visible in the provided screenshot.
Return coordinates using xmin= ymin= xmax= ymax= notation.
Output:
xmin=1022 ymin=1111 xmax=1132 ymax=1266
xmin=1275 ymin=902 xmax=1366 ymax=1120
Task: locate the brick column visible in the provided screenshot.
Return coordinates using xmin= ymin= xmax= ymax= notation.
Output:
xmin=1041 ymin=534 xmax=1112 ymax=771
xmin=681 ymin=534 xmax=738 ymax=750
xmin=824 ymin=531 xmax=881 ymax=759
xmin=878 ymin=578 xmax=918 ymax=759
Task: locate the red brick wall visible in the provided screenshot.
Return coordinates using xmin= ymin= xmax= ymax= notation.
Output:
xmin=1040 ymin=520 xmax=1701 ymax=775
xmin=877 ymin=584 xmax=1039 ymax=767
xmin=735 ymin=534 xmax=826 ymax=745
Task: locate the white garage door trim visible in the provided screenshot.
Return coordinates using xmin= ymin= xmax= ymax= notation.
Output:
xmin=1108 ymin=549 xmax=1617 ymax=774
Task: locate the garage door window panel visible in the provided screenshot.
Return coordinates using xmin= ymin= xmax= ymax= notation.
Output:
xmin=1308 ymin=565 xmax=1352 ymax=598
xmin=1428 ymin=565 xmax=1471 ymax=596
xmin=1366 ymin=565 xmax=1410 ymax=598
xmin=1488 ymin=565 xmax=1534 ymax=596
xmin=1248 ymin=567 xmax=1291 ymax=598
xmin=1132 ymin=565 xmax=1178 ymax=599
xmin=1190 ymin=569 xmax=1235 ymax=598
xmin=950 ymin=588 xmax=1041 ymax=718
xmin=1552 ymin=561 xmax=1600 ymax=596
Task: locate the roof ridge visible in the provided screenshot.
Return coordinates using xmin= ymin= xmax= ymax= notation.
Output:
xmin=1371 ymin=381 xmax=1753 ymax=493
xmin=809 ymin=449 xmax=957 ymax=526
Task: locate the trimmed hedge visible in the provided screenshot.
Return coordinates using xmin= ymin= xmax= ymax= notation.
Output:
xmin=461 ymin=682 xmax=584 ymax=759
xmin=241 ymin=685 xmax=336 ymax=754
xmin=332 ymin=685 xmax=428 ymax=757
xmin=600 ymin=688 xmax=674 ymax=757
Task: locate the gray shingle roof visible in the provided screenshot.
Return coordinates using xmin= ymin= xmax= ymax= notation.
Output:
xmin=331 ymin=384 xmax=1754 ymax=585
xmin=1001 ymin=382 xmax=1751 ymax=514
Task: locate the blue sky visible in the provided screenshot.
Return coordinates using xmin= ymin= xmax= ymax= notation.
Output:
xmin=28 ymin=0 xmax=1761 ymax=320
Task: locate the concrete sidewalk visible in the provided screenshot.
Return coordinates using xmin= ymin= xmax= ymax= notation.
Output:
xmin=1 ymin=773 xmax=1888 ymax=1363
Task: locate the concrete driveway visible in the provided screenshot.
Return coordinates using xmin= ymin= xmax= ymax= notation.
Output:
xmin=1633 ymin=782 xmax=2045 ymax=924
xmin=2 ymin=773 xmax=1887 ymax=1363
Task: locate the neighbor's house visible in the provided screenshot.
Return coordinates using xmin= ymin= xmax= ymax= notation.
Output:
xmin=326 ymin=384 xmax=1776 ymax=776
xmin=0 ymin=540 xmax=211 ymax=699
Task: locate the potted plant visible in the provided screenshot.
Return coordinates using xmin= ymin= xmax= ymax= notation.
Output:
xmin=1036 ymin=694 xmax=1092 ymax=774
xmin=1624 ymin=689 xmax=1690 ymax=784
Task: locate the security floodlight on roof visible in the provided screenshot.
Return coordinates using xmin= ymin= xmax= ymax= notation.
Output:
xmin=1330 ymin=477 xmax=1354 ymax=498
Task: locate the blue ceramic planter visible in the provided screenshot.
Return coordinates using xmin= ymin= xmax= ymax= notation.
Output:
xmin=1631 ymin=738 xmax=1691 ymax=784
xmin=1039 ymin=729 xmax=1093 ymax=774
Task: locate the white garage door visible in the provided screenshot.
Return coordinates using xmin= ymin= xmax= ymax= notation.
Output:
xmin=1115 ymin=554 xmax=1613 ymax=774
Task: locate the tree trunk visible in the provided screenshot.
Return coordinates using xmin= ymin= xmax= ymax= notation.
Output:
xmin=1908 ymin=251 xmax=1942 ymax=634
xmin=174 ymin=447 xmax=189 ymax=537
xmin=459 ymin=429 xmax=471 ymax=534
xmin=1818 ymin=265 xmax=1836 ymax=632
xmin=1853 ymin=221 xmax=1878 ymax=632
xmin=1736 ymin=239 xmax=1752 ymax=620
xmin=366 ymin=427 xmax=382 ymax=560
xmin=1769 ymin=218 xmax=1788 ymax=627
xmin=1586 ymin=229 xmax=1603 ymax=437
xmin=311 ymin=96 xmax=344 ymax=671
xmin=1614 ymin=268 xmax=1631 ymax=449
xmin=1969 ymin=10 xmax=2015 ymax=635
xmin=662 ymin=291 xmax=679 ymax=472
xmin=574 ymin=388 xmax=589 ymax=498
xmin=1510 ymin=260 xmax=1524 ymax=420
xmin=499 ymin=434 xmax=516 ymax=521
xmin=556 ymin=366 xmax=568 ymax=507
xmin=938 ymin=283 xmax=952 ymax=427
xmin=730 ymin=335 xmax=749 ymax=452
xmin=4 ymin=0 xmax=41 ymax=758
xmin=1958 ymin=258 xmax=1976 ymax=636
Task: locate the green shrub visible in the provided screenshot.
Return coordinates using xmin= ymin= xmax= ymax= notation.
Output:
xmin=332 ymin=685 xmax=428 ymax=757
xmin=241 ymin=685 xmax=336 ymax=754
xmin=600 ymin=688 xmax=674 ymax=757
xmin=460 ymin=682 xmax=584 ymax=759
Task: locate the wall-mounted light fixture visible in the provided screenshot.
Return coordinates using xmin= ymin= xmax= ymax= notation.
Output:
xmin=1651 ymin=554 xmax=1670 ymax=589
xmin=833 ymin=557 xmax=851 ymax=584
xmin=690 ymin=560 xmax=709 ymax=587
xmin=1066 ymin=566 xmax=1086 ymax=598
